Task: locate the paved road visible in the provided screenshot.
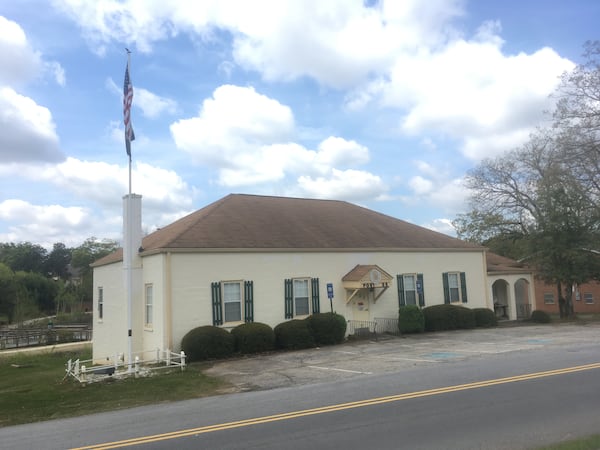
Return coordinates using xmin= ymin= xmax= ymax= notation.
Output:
xmin=1 ymin=323 xmax=599 ymax=449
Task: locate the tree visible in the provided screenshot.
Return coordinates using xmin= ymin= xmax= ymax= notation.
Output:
xmin=457 ymin=131 xmax=600 ymax=318
xmin=45 ymin=242 xmax=72 ymax=280
xmin=0 ymin=263 xmax=17 ymax=323
xmin=71 ymin=237 xmax=118 ymax=306
xmin=0 ymin=242 xmax=47 ymax=273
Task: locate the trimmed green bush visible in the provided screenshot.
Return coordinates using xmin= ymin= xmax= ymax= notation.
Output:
xmin=398 ymin=305 xmax=425 ymax=333
xmin=274 ymin=320 xmax=316 ymax=350
xmin=473 ymin=308 xmax=497 ymax=328
xmin=423 ymin=304 xmax=476 ymax=331
xmin=181 ymin=326 xmax=235 ymax=362
xmin=306 ymin=313 xmax=347 ymax=345
xmin=530 ymin=310 xmax=551 ymax=323
xmin=231 ymin=322 xmax=275 ymax=354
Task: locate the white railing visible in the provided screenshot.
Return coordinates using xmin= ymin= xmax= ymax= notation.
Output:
xmin=64 ymin=348 xmax=186 ymax=384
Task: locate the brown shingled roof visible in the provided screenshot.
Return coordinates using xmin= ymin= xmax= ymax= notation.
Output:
xmin=93 ymin=194 xmax=483 ymax=266
xmin=486 ymin=252 xmax=532 ymax=274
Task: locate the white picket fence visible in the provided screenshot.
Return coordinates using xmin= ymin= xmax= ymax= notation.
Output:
xmin=65 ymin=348 xmax=186 ymax=384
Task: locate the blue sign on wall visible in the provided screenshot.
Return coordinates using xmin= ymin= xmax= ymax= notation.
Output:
xmin=327 ymin=282 xmax=334 ymax=299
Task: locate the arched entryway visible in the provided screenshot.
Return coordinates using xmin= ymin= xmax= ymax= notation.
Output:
xmin=492 ymin=279 xmax=510 ymax=319
xmin=514 ymin=278 xmax=531 ymax=319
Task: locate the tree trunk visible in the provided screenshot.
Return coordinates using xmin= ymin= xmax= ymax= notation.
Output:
xmin=563 ymin=282 xmax=575 ymax=318
xmin=557 ymin=281 xmax=566 ymax=318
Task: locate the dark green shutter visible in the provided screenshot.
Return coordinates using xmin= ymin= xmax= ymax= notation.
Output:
xmin=244 ymin=280 xmax=254 ymax=322
xmin=417 ymin=273 xmax=425 ymax=307
xmin=397 ymin=274 xmax=405 ymax=306
xmin=460 ymin=272 xmax=468 ymax=303
xmin=284 ymin=279 xmax=293 ymax=319
xmin=442 ymin=273 xmax=450 ymax=304
xmin=211 ymin=282 xmax=223 ymax=325
xmin=311 ymin=278 xmax=320 ymax=314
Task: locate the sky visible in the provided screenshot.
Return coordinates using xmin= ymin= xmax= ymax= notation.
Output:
xmin=0 ymin=0 xmax=598 ymax=250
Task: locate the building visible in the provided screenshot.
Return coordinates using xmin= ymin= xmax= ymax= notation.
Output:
xmin=91 ymin=194 xmax=535 ymax=362
xmin=534 ymin=279 xmax=600 ymax=315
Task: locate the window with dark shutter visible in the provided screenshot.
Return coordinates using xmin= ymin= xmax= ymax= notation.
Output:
xmin=244 ymin=280 xmax=254 ymax=322
xmin=284 ymin=279 xmax=293 ymax=319
xmin=311 ymin=278 xmax=320 ymax=314
xmin=211 ymin=281 xmax=223 ymax=325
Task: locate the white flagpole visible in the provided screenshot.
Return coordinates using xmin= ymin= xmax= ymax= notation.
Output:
xmin=126 ymin=49 xmax=133 ymax=373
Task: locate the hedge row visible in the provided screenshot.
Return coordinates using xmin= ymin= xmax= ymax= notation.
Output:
xmin=181 ymin=312 xmax=347 ymax=362
xmin=399 ymin=304 xmax=497 ymax=333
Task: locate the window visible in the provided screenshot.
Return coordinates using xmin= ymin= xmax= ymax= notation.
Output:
xmin=584 ymin=292 xmax=594 ymax=304
xmin=211 ymin=280 xmax=254 ymax=326
xmin=284 ymin=278 xmax=320 ymax=318
xmin=543 ymin=292 xmax=555 ymax=304
xmin=223 ymin=282 xmax=242 ymax=322
xmin=294 ymin=279 xmax=310 ymax=316
xmin=442 ymin=272 xmax=467 ymax=304
xmin=97 ymin=287 xmax=103 ymax=320
xmin=397 ymin=273 xmax=425 ymax=307
xmin=403 ymin=275 xmax=417 ymax=305
xmin=145 ymin=284 xmax=153 ymax=327
xmin=448 ymin=273 xmax=460 ymax=302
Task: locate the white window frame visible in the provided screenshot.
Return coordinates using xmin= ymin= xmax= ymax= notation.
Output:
xmin=584 ymin=292 xmax=594 ymax=304
xmin=447 ymin=272 xmax=461 ymax=303
xmin=145 ymin=284 xmax=153 ymax=328
xmin=97 ymin=287 xmax=103 ymax=320
xmin=402 ymin=274 xmax=418 ymax=305
xmin=223 ymin=281 xmax=243 ymax=323
xmin=293 ymin=278 xmax=310 ymax=317
xmin=543 ymin=292 xmax=555 ymax=304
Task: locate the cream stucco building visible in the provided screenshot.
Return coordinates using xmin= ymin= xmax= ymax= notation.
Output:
xmin=92 ymin=194 xmax=535 ymax=362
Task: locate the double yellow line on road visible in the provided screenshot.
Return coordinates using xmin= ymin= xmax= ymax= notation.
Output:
xmin=73 ymin=362 xmax=600 ymax=449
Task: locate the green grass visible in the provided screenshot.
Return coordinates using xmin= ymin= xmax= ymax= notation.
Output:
xmin=0 ymin=349 xmax=230 ymax=427
xmin=536 ymin=434 xmax=600 ymax=449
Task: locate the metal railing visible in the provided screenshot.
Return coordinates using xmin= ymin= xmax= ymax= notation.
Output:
xmin=0 ymin=326 xmax=92 ymax=350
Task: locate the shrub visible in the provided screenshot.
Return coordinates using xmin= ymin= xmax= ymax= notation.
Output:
xmin=231 ymin=322 xmax=275 ymax=354
xmin=306 ymin=313 xmax=347 ymax=345
xmin=530 ymin=310 xmax=551 ymax=324
xmin=423 ymin=304 xmax=476 ymax=331
xmin=274 ymin=320 xmax=316 ymax=350
xmin=473 ymin=308 xmax=497 ymax=328
xmin=181 ymin=326 xmax=235 ymax=362
xmin=398 ymin=305 xmax=425 ymax=333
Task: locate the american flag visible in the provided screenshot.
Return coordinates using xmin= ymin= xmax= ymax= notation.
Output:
xmin=123 ymin=62 xmax=135 ymax=157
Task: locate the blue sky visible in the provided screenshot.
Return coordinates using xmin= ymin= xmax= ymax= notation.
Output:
xmin=0 ymin=0 xmax=597 ymax=249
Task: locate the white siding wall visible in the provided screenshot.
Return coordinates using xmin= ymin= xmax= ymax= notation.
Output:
xmin=167 ymin=250 xmax=489 ymax=351
xmin=93 ymin=249 xmax=491 ymax=358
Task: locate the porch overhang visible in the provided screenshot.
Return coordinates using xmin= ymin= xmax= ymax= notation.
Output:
xmin=342 ymin=264 xmax=393 ymax=303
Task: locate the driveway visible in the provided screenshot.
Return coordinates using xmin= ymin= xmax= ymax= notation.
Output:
xmin=204 ymin=322 xmax=600 ymax=391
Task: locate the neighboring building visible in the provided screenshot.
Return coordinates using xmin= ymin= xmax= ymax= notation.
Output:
xmin=91 ymin=194 xmax=535 ymax=363
xmin=485 ymin=253 xmax=535 ymax=320
xmin=534 ymin=279 xmax=600 ymax=315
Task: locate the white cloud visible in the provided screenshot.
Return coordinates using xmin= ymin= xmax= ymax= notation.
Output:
xmin=0 ymin=199 xmax=93 ymax=249
xmin=298 ymin=169 xmax=386 ymax=201
xmin=0 ymin=87 xmax=64 ymax=163
xmin=135 ymin=88 xmax=178 ymax=118
xmin=0 ymin=16 xmax=65 ymax=86
xmin=171 ymin=84 xmax=295 ymax=165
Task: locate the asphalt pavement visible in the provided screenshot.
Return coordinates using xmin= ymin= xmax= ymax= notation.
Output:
xmin=205 ymin=321 xmax=600 ymax=392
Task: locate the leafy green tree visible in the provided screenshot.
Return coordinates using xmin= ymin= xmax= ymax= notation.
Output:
xmin=0 ymin=263 xmax=17 ymax=323
xmin=71 ymin=237 xmax=118 ymax=305
xmin=0 ymin=242 xmax=47 ymax=273
xmin=14 ymin=271 xmax=59 ymax=316
xmin=44 ymin=242 xmax=72 ymax=280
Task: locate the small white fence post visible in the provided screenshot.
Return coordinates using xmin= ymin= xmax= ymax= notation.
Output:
xmin=81 ymin=365 xmax=86 ymax=383
xmin=166 ymin=349 xmax=171 ymax=367
xmin=180 ymin=351 xmax=186 ymax=371
xmin=134 ymin=356 xmax=140 ymax=376
xmin=156 ymin=348 xmax=160 ymax=364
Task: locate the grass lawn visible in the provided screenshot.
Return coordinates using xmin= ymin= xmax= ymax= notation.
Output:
xmin=537 ymin=435 xmax=600 ymax=449
xmin=0 ymin=348 xmax=231 ymax=427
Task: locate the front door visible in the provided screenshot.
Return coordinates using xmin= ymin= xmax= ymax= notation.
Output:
xmin=352 ymin=292 xmax=371 ymax=322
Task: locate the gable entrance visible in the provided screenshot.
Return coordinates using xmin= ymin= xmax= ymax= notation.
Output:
xmin=342 ymin=265 xmax=392 ymax=321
